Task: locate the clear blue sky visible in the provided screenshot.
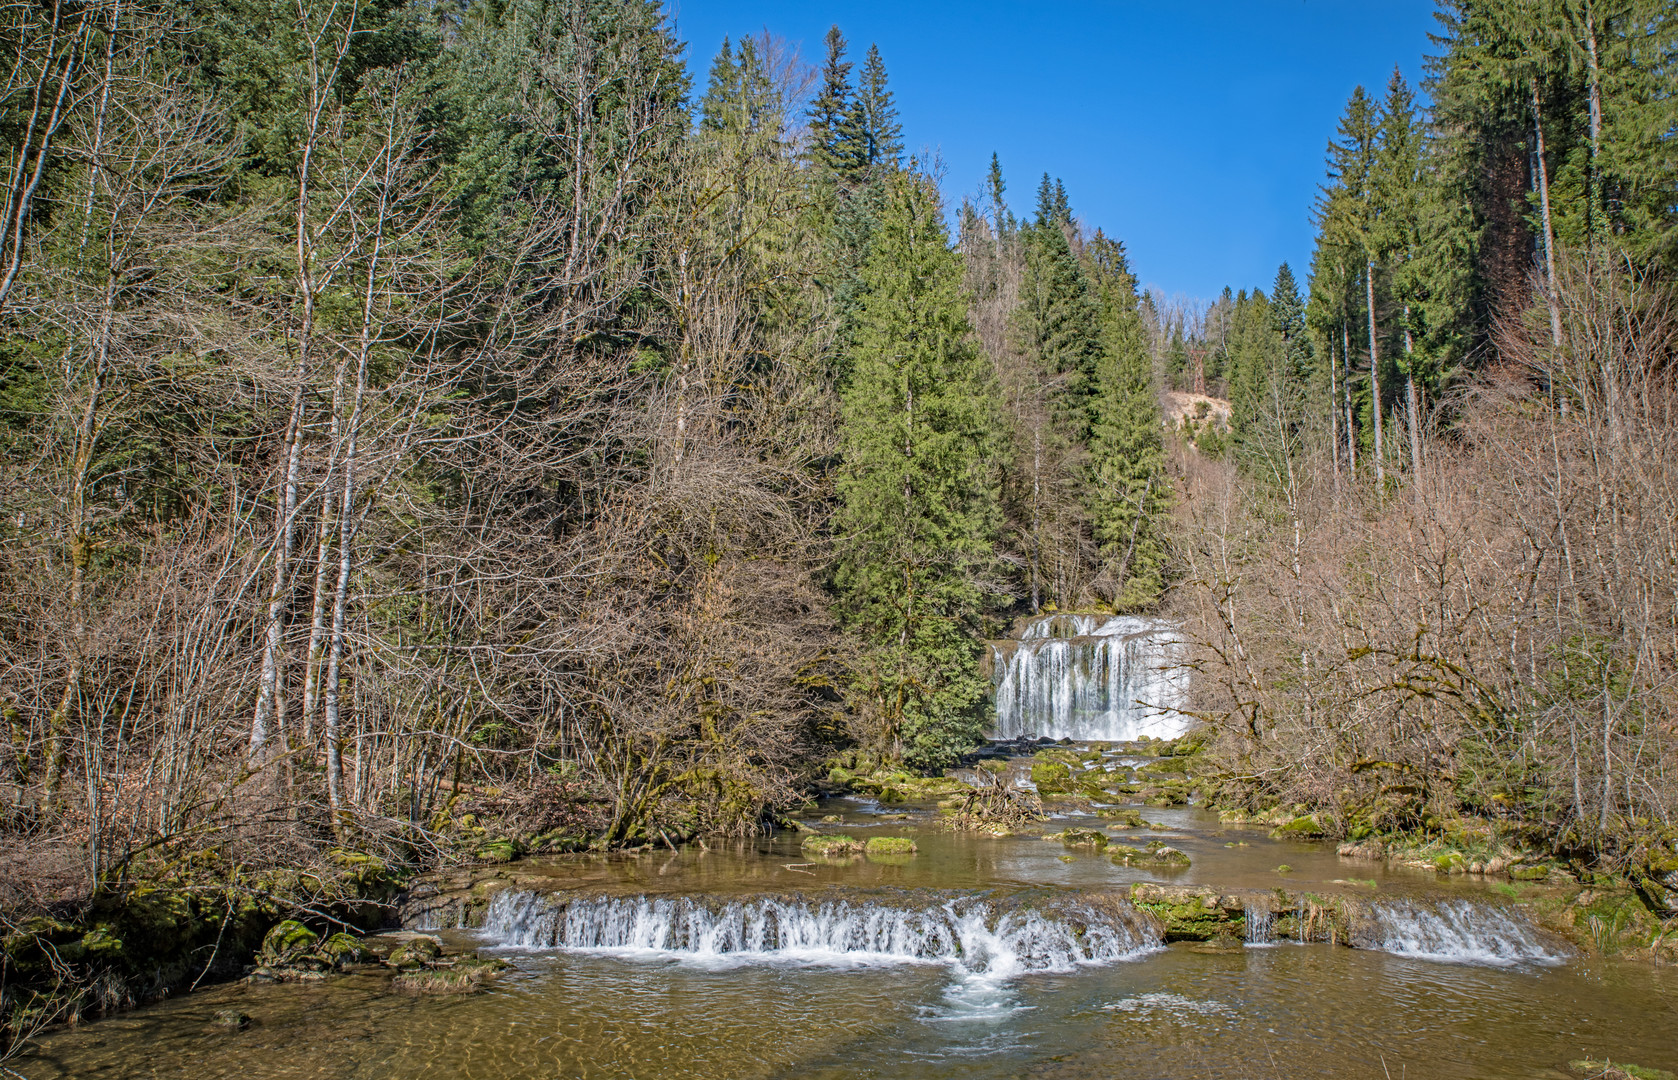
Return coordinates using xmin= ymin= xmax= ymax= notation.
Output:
xmin=668 ymin=0 xmax=1440 ymax=303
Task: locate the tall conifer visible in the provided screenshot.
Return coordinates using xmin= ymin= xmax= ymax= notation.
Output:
xmin=835 ymin=171 xmax=1002 ymax=771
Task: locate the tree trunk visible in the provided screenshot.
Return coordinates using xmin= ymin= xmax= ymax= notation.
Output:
xmin=1343 ymin=319 xmax=1356 ymax=478
xmin=1365 ymin=262 xmax=1383 ymax=487
xmin=1403 ymin=305 xmax=1422 ymax=474
xmin=1531 ymin=79 xmax=1564 ymax=354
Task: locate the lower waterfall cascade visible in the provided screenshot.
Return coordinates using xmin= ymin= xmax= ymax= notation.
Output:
xmin=476 ymin=891 xmax=1162 ymax=975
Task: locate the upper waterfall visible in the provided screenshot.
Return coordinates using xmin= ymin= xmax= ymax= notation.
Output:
xmin=990 ymin=613 xmax=1188 ymax=741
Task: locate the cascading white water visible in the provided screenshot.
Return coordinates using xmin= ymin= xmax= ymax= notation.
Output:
xmin=477 ymin=891 xmax=1160 ymax=975
xmin=991 ymin=614 xmax=1188 ymax=741
xmin=1365 ymin=900 xmax=1564 ymax=966
xmin=1244 ymin=907 xmax=1274 ymax=945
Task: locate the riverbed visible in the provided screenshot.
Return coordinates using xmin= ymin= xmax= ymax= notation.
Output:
xmin=17 ymin=794 xmax=1678 ymax=1079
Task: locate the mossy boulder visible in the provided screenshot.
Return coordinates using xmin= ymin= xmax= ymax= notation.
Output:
xmin=801 ymin=834 xmax=865 ymax=857
xmin=318 ymin=932 xmax=368 ymax=966
xmin=1058 ymin=828 xmax=1108 ymax=851
xmin=474 ymin=838 xmax=524 ymax=864
xmin=1510 ymin=862 xmax=1554 ymax=881
xmin=1109 ymin=840 xmax=1191 ymax=867
xmin=1097 ymin=808 xmax=1147 ymax=827
xmin=385 ymin=935 xmax=443 ymax=970
xmin=1269 ymin=815 xmax=1325 ymax=840
xmin=257 ymin=920 xmax=319 ymax=967
xmin=864 ymin=836 xmax=917 ymax=855
xmin=1030 ymin=760 xmax=1073 ymax=793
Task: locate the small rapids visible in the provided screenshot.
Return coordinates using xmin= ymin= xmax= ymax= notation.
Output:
xmin=1363 ymin=899 xmax=1565 ymax=966
xmin=477 ymin=891 xmax=1161 ymax=977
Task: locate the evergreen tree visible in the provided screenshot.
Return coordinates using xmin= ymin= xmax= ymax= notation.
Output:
xmin=698 ymin=35 xmax=775 ymax=136
xmin=1083 ymin=231 xmax=1170 ymax=608
xmin=835 ymin=170 xmax=1002 ymax=771
xmin=1017 ymin=174 xmax=1102 ymax=429
xmin=854 ymin=44 xmax=903 ymax=173
xmin=1269 ymin=262 xmax=1309 ymax=382
xmin=807 ymin=26 xmax=865 ymax=181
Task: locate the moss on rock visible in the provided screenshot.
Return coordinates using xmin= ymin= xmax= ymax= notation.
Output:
xmin=864 ymin=836 xmax=917 ymax=855
xmin=801 ymin=834 xmax=865 ymax=856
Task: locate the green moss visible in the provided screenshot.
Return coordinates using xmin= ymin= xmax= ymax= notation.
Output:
xmin=1569 ymin=1061 xmax=1678 ymax=1080
xmin=1097 ymin=808 xmax=1147 ymax=827
xmin=1269 ymin=815 xmax=1325 ymax=840
xmin=864 ymin=836 xmax=917 ymax=855
xmin=1058 ymin=828 xmax=1108 ymax=851
xmin=385 ymin=936 xmax=443 ymax=970
xmin=257 ymin=920 xmax=319 ymax=966
xmin=801 ymin=834 xmax=865 ymax=856
xmin=1031 ymin=761 xmax=1072 ymax=791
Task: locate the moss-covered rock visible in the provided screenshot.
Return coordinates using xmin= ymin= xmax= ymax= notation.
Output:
xmin=1030 ymin=760 xmax=1073 ymax=793
xmin=257 ymin=920 xmax=319 ymax=968
xmin=1097 ymin=808 xmax=1147 ymax=827
xmin=864 ymin=836 xmax=917 ymax=855
xmin=1270 ymin=815 xmax=1325 ymax=840
xmin=801 ymin=834 xmax=865 ymax=856
xmin=1568 ymin=1061 xmax=1677 ymax=1080
xmin=1109 ymin=840 xmax=1191 ymax=867
xmin=1058 ymin=828 xmax=1108 ymax=851
xmin=385 ymin=935 xmax=443 ymax=970
xmin=318 ymin=932 xmax=368 ymax=966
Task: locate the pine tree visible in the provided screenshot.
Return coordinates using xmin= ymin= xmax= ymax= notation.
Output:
xmin=1017 ymin=174 xmax=1102 ymax=429
xmin=699 ymin=35 xmax=774 ymax=136
xmin=835 ymin=170 xmax=1002 ymax=771
xmin=807 ymin=26 xmax=866 ymax=181
xmin=1006 ymin=175 xmax=1104 ymax=611
xmin=1269 ymin=261 xmax=1310 ymax=383
xmin=854 ymin=44 xmax=903 ymax=173
xmin=1083 ymin=231 xmax=1169 ymax=608
xmin=1374 ymin=70 xmax=1429 ymax=473
xmin=1326 ymin=86 xmax=1387 ymax=484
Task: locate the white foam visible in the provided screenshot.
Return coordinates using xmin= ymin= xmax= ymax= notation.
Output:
xmin=1368 ymin=900 xmax=1565 ymax=966
xmin=477 ymin=892 xmax=1160 ymax=980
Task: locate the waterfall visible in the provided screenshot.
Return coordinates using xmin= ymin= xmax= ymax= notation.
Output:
xmin=477 ymin=891 xmax=1160 ymax=976
xmin=1364 ymin=900 xmax=1565 ymax=966
xmin=991 ymin=614 xmax=1188 ymax=741
xmin=1244 ymin=907 xmax=1274 ymax=945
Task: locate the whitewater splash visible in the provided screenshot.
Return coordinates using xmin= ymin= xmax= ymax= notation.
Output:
xmin=1362 ymin=900 xmax=1566 ymax=966
xmin=477 ymin=891 xmax=1160 ymax=977
xmin=990 ymin=614 xmax=1188 ymax=741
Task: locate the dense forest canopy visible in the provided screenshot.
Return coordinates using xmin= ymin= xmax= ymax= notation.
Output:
xmin=0 ymin=0 xmax=1675 ymax=952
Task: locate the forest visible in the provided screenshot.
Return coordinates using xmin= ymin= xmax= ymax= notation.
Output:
xmin=0 ymin=0 xmax=1675 ymax=1046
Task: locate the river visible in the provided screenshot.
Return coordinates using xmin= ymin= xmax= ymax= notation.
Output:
xmin=18 ymin=787 xmax=1678 ymax=1080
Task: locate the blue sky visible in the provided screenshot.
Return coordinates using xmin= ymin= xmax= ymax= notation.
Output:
xmin=668 ymin=0 xmax=1440 ymax=303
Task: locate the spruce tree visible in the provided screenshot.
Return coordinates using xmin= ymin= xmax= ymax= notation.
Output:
xmin=1017 ymin=174 xmax=1102 ymax=429
xmin=835 ymin=171 xmax=1002 ymax=771
xmin=854 ymin=44 xmax=903 ymax=173
xmin=1083 ymin=231 xmax=1169 ymax=609
xmin=807 ymin=26 xmax=866 ymax=181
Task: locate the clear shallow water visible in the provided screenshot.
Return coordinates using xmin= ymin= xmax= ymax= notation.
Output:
xmin=20 ymin=941 xmax=1678 ymax=1079
xmin=18 ymin=796 xmax=1678 ymax=1079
